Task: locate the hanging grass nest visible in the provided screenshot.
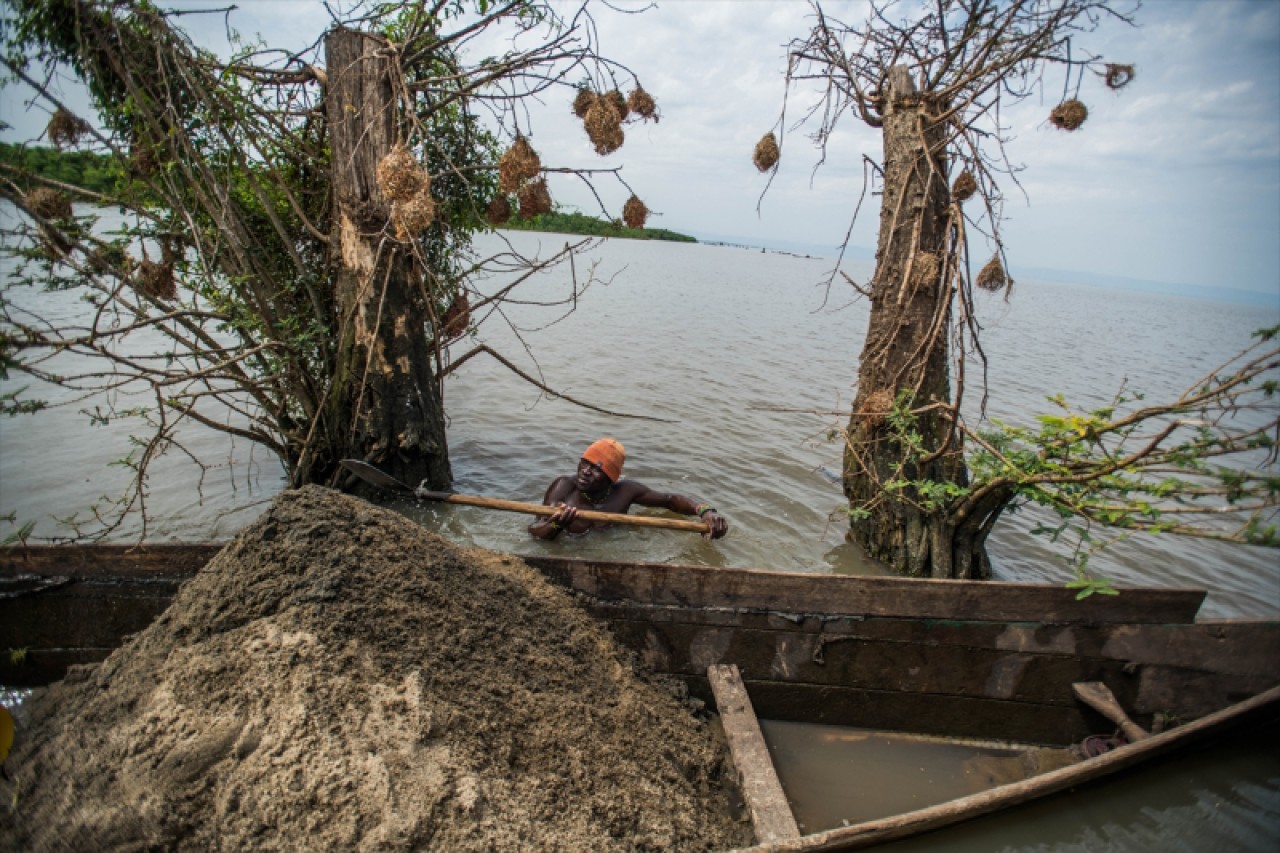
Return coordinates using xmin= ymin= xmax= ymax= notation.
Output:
xmin=376 ymin=145 xmax=430 ymax=203
xmin=976 ymin=255 xmax=1010 ymax=292
xmin=603 ymin=89 xmax=629 ymax=122
xmin=1104 ymin=64 xmax=1136 ymax=90
xmin=517 ymin=177 xmax=552 ymax=219
xmin=622 ymin=195 xmax=648 ymax=229
xmin=134 ymin=260 xmax=177 ymax=301
xmin=441 ymin=290 xmax=471 ymax=344
xmin=1049 ymin=99 xmax=1088 ymax=131
xmin=627 ymin=87 xmax=657 ymax=121
xmin=571 ymin=87 xmax=597 ymax=118
xmin=583 ymin=99 xmax=625 ymax=156
xmin=951 ymin=170 xmax=977 ymax=203
xmin=858 ymin=388 xmax=896 ymax=431
xmin=486 ymin=195 xmax=512 ymax=226
xmin=46 ymin=107 xmax=90 ymax=149
xmin=498 ymin=136 xmax=542 ymax=193
xmin=25 ymin=187 xmax=72 ymax=221
xmin=86 ymin=244 xmax=128 ymax=275
xmin=753 ymin=132 xmax=779 ymax=172
xmin=392 ymin=193 xmax=437 ymax=240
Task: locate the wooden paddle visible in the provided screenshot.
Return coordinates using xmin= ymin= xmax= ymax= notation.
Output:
xmin=339 ymin=459 xmax=711 ymax=534
xmin=1072 ymin=681 xmax=1151 ymax=742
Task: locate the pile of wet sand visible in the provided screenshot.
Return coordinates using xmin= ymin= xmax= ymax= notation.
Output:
xmin=1 ymin=486 xmax=751 ymax=851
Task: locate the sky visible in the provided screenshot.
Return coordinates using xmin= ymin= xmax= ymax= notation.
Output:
xmin=1 ymin=0 xmax=1277 ymax=303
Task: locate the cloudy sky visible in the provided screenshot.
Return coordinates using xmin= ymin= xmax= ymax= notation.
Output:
xmin=2 ymin=0 xmax=1277 ymax=302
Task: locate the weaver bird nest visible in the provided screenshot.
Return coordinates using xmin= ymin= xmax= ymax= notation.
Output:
xmin=584 ymin=99 xmax=624 ymax=156
xmin=376 ymin=145 xmax=430 ymax=202
xmin=572 ymin=87 xmax=596 ymax=118
xmin=627 ymin=87 xmax=657 ymax=121
xmin=1049 ymin=99 xmax=1088 ymax=131
xmin=951 ymin=170 xmax=977 ymax=203
xmin=486 ymin=195 xmax=512 ymax=226
xmin=753 ymin=132 xmax=779 ymax=172
xmin=440 ymin=291 xmax=471 ymax=344
xmin=134 ymin=260 xmax=177 ymax=301
xmin=603 ymin=90 xmax=629 ymax=122
xmin=1104 ymin=64 xmax=1136 ymax=90
xmin=392 ymin=194 xmax=437 ymax=239
xmin=858 ymin=388 xmax=896 ymax=431
xmin=622 ymin=195 xmax=648 ymax=229
xmin=25 ymin=187 xmax=72 ymax=221
xmin=46 ymin=108 xmax=91 ymax=149
xmin=976 ymin=255 xmax=1010 ymax=292
xmin=517 ymin=178 xmax=552 ymax=219
xmin=498 ymin=137 xmax=542 ymax=193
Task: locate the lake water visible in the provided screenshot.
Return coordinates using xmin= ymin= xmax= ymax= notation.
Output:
xmin=2 ymin=221 xmax=1278 ymax=848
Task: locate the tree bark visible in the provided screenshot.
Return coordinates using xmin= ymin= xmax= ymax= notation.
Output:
xmin=324 ymin=28 xmax=451 ymax=490
xmin=844 ymin=66 xmax=989 ymax=579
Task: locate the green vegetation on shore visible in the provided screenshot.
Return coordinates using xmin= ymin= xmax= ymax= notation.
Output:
xmin=0 ymin=142 xmax=121 ymax=194
xmin=499 ymin=210 xmax=696 ymax=243
xmin=1 ymin=144 xmax=695 ymax=244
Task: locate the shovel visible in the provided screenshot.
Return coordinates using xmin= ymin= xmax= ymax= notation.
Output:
xmin=339 ymin=459 xmax=711 ymax=534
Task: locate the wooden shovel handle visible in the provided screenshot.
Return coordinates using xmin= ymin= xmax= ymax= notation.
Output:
xmin=416 ymin=490 xmax=711 ymax=534
xmin=339 ymin=460 xmax=710 ymax=534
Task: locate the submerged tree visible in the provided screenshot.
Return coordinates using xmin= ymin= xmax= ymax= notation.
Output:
xmin=769 ymin=0 xmax=1278 ymax=580
xmin=0 ymin=0 xmax=658 ymax=538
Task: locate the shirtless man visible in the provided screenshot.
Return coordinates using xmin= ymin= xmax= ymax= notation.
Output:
xmin=528 ymin=438 xmax=729 ymax=541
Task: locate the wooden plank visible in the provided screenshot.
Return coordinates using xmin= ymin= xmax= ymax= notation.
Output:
xmin=736 ymin=685 xmax=1280 ymax=852
xmin=597 ymin=615 xmax=1279 ymax=717
xmin=0 ymin=648 xmax=113 ymax=687
xmin=1073 ymin=682 xmax=1150 ymax=742
xmin=525 ymin=556 xmax=1208 ymax=624
xmin=0 ymin=546 xmax=1212 ymax=623
xmin=0 ymin=579 xmax=180 ymax=650
xmin=585 ymin=602 xmax=1280 ymax=679
xmin=0 ymin=543 xmax=222 ymax=579
xmin=707 ymin=664 xmax=801 ymax=844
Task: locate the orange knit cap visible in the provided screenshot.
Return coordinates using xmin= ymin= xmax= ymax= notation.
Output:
xmin=581 ymin=437 xmax=625 ymax=483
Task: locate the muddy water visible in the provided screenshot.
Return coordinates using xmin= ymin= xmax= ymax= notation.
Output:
xmin=3 ymin=217 xmax=1279 ymax=848
xmin=760 ymin=721 xmax=1050 ymax=832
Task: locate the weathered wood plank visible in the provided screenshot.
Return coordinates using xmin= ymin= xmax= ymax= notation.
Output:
xmin=0 ymin=543 xmax=222 ymax=579
xmin=0 ymin=648 xmax=112 ymax=687
xmin=596 ymin=615 xmax=1278 ymax=720
xmin=526 ymin=556 xmax=1208 ymax=624
xmin=1073 ymin=682 xmax=1149 ymax=742
xmin=584 ymin=602 xmax=1280 ymax=679
xmin=1 ymin=579 xmax=181 ymax=650
xmin=708 ymin=664 xmax=801 ymax=844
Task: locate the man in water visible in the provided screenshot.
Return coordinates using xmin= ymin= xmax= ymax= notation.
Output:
xmin=528 ymin=438 xmax=728 ymax=541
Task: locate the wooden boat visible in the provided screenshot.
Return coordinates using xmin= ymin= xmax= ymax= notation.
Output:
xmin=3 ymin=543 xmax=1279 ymax=850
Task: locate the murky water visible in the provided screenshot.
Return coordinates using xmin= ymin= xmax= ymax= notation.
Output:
xmin=3 ymin=217 xmax=1279 ymax=848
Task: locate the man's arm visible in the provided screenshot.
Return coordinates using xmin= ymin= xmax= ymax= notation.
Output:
xmin=528 ymin=476 xmax=576 ymax=540
xmin=623 ymin=482 xmax=729 ymax=540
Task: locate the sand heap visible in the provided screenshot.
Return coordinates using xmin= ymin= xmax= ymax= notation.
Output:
xmin=1 ymin=487 xmax=750 ymax=851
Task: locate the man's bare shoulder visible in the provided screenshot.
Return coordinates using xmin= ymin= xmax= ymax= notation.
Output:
xmin=541 ymin=475 xmax=575 ymax=502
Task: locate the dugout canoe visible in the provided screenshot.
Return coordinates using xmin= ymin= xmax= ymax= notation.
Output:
xmin=3 ymin=543 xmax=1279 ymax=850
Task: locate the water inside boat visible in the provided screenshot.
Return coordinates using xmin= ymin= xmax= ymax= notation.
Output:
xmin=760 ymin=720 xmax=1077 ymax=834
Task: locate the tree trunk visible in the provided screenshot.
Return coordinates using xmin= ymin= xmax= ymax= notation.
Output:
xmin=843 ymin=66 xmax=989 ymax=579
xmin=324 ymin=28 xmax=452 ymax=490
